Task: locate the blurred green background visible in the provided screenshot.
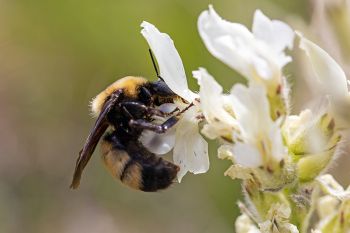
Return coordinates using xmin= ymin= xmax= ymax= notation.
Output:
xmin=2 ymin=0 xmax=349 ymax=232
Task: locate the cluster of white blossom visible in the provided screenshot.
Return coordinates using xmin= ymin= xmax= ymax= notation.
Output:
xmin=140 ymin=5 xmax=350 ymax=233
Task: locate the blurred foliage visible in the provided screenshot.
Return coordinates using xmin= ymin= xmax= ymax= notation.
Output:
xmin=0 ymin=0 xmax=312 ymax=232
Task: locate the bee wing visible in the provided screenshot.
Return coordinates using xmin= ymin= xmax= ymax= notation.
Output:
xmin=70 ymin=90 xmax=123 ymax=189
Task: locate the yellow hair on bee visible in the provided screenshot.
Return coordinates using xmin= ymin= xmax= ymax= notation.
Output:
xmin=100 ymin=139 xmax=143 ymax=190
xmin=100 ymin=140 xmax=130 ymax=178
xmin=120 ymin=163 xmax=142 ymax=190
xmin=91 ymin=76 xmax=148 ymax=116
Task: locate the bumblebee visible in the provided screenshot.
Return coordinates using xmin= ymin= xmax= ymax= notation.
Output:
xmin=70 ymin=75 xmax=184 ymax=192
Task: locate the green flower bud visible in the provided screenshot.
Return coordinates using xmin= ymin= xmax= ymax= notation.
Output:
xmin=283 ymin=110 xmax=341 ymax=182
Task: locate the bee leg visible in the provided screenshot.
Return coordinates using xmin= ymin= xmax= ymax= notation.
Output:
xmin=147 ymin=106 xmax=180 ymax=117
xmin=121 ymin=101 xmax=178 ymax=117
xmin=129 ymin=116 xmax=179 ymax=133
xmin=122 ymin=106 xmax=134 ymax=119
xmin=163 ymin=107 xmax=180 ymax=116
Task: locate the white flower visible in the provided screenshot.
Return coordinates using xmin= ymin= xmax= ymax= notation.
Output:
xmin=298 ymin=33 xmax=349 ymax=100
xmin=226 ymin=84 xmax=287 ymax=168
xmin=208 ymin=82 xmax=287 ymax=171
xmin=216 ymin=83 xmax=291 ymax=190
xmin=193 ymin=68 xmax=238 ymax=140
xmin=198 ymin=6 xmax=294 ymax=92
xmin=298 ymin=33 xmax=350 ymax=128
xmin=140 ymin=21 xmax=209 ymax=181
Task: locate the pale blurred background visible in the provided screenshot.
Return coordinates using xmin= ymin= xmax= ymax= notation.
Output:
xmin=0 ymin=0 xmax=349 ymax=232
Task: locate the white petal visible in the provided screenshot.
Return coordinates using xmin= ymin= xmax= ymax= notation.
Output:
xmin=284 ymin=224 xmax=299 ymax=233
xmin=141 ymin=21 xmax=196 ymax=102
xmin=224 ymin=164 xmax=254 ymax=180
xmin=235 ymin=214 xmax=261 ymax=233
xmin=317 ymin=174 xmax=350 ymax=201
xmin=232 ymin=142 xmax=263 ymax=167
xmin=173 ymin=108 xmax=209 ymax=182
xmin=252 ymin=10 xmax=294 ymax=67
xmin=218 ymin=144 xmax=235 ymax=161
xmin=198 ymin=6 xmax=256 ymax=79
xmin=317 ymin=196 xmax=339 ymax=219
xmin=230 ymin=84 xmax=286 ymax=163
xmin=198 ymin=6 xmax=281 ymax=82
xmin=269 ymin=121 xmax=287 ymax=161
xmin=231 ymin=84 xmax=271 ymax=139
xmin=298 ymin=33 xmax=348 ymax=99
xmin=139 ymin=103 xmax=177 ymax=154
xmin=283 ymin=109 xmax=313 ymax=144
xmin=140 ymin=129 xmax=175 ymax=155
xmin=158 ymin=103 xmax=178 ymax=113
xmin=193 ymin=68 xmax=238 ymax=139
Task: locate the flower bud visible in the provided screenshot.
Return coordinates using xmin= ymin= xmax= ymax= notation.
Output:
xmin=282 ymin=110 xmax=341 ymax=182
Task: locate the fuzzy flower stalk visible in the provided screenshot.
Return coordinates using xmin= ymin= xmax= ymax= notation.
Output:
xmin=140 ymin=5 xmax=350 ymax=233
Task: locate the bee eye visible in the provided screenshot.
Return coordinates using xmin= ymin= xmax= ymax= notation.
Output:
xmin=150 ymin=80 xmax=175 ymax=97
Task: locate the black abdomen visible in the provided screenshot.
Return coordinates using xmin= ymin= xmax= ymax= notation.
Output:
xmin=101 ymin=132 xmax=179 ymax=192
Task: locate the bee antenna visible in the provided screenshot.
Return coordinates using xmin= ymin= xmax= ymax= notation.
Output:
xmin=148 ymin=48 xmax=164 ymax=81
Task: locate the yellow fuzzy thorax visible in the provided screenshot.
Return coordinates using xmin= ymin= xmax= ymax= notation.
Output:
xmin=91 ymin=76 xmax=148 ymax=116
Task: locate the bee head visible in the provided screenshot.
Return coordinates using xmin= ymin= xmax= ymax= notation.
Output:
xmin=90 ymin=76 xmax=148 ymax=117
xmin=148 ymin=79 xmax=178 ymax=106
